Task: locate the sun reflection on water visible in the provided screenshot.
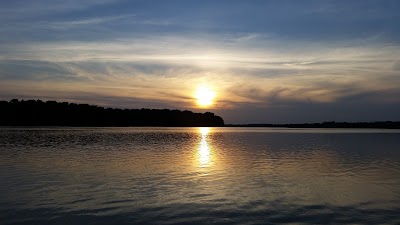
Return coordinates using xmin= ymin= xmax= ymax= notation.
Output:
xmin=198 ymin=127 xmax=212 ymax=166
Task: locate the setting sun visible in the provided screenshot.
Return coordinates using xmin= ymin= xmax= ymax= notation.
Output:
xmin=195 ymin=86 xmax=215 ymax=107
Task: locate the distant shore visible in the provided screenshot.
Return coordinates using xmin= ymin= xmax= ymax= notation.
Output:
xmin=226 ymin=121 xmax=400 ymax=129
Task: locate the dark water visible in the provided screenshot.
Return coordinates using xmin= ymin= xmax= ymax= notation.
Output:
xmin=1 ymin=127 xmax=399 ymax=225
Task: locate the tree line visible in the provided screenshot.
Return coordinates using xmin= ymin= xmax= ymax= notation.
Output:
xmin=226 ymin=121 xmax=400 ymax=129
xmin=0 ymin=99 xmax=225 ymax=127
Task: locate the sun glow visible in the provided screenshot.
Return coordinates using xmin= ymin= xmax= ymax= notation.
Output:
xmin=195 ymin=86 xmax=215 ymax=107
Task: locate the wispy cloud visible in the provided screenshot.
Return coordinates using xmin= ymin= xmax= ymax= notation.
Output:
xmin=1 ymin=33 xmax=399 ymax=110
xmin=0 ymin=0 xmax=122 ymax=20
xmin=49 ymin=15 xmax=136 ymax=28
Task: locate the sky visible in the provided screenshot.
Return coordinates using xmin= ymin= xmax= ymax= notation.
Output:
xmin=1 ymin=0 xmax=400 ymax=124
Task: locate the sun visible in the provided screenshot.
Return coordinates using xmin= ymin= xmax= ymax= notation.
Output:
xmin=195 ymin=86 xmax=215 ymax=107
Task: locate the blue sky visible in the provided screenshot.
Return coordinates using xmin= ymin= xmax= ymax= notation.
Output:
xmin=1 ymin=0 xmax=400 ymax=123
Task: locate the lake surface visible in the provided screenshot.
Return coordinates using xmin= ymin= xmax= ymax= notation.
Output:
xmin=1 ymin=127 xmax=399 ymax=225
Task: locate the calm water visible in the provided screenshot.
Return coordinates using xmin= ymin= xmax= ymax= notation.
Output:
xmin=1 ymin=127 xmax=400 ymax=225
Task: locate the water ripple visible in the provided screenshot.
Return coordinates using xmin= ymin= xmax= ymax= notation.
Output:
xmin=1 ymin=127 xmax=399 ymax=224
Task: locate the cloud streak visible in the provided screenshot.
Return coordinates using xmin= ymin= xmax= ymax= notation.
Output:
xmin=2 ymin=35 xmax=399 ymax=103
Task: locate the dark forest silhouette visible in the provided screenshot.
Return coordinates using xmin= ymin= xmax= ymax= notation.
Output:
xmin=0 ymin=99 xmax=224 ymax=127
xmin=1 ymin=99 xmax=398 ymax=128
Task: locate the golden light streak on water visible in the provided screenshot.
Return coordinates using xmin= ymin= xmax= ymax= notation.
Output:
xmin=198 ymin=127 xmax=212 ymax=166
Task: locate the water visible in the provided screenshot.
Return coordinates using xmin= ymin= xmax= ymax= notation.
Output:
xmin=0 ymin=127 xmax=399 ymax=225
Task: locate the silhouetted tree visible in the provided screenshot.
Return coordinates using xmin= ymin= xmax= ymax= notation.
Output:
xmin=0 ymin=99 xmax=225 ymax=127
